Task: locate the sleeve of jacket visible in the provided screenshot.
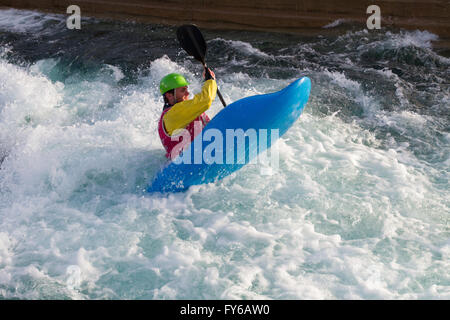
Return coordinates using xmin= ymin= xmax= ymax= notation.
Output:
xmin=163 ymin=79 xmax=217 ymax=136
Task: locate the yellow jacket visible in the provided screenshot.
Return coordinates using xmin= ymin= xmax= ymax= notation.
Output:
xmin=163 ymin=79 xmax=217 ymax=136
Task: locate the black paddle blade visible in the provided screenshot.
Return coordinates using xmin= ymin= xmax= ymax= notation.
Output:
xmin=176 ymin=24 xmax=207 ymax=64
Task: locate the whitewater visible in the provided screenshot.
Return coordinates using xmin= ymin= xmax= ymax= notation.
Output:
xmin=0 ymin=9 xmax=448 ymax=299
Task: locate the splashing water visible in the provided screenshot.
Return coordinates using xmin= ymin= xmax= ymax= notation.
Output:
xmin=0 ymin=8 xmax=449 ymax=299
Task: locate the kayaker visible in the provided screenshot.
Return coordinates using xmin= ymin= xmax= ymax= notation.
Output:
xmin=158 ymin=68 xmax=217 ymax=159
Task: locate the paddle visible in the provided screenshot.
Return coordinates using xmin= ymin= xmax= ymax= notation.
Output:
xmin=176 ymin=24 xmax=227 ymax=107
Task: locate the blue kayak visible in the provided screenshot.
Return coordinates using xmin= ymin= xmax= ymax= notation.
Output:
xmin=147 ymin=76 xmax=311 ymax=193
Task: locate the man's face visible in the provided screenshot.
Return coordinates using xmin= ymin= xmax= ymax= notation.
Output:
xmin=174 ymin=86 xmax=189 ymax=103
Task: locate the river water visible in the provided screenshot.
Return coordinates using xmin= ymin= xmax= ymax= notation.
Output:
xmin=0 ymin=8 xmax=448 ymax=299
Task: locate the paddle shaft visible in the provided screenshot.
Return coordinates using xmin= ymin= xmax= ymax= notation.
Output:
xmin=203 ymin=64 xmax=227 ymax=107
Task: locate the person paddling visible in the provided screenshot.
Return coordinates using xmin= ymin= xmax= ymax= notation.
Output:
xmin=158 ymin=68 xmax=217 ymax=160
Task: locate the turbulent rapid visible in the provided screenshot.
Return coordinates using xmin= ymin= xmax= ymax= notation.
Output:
xmin=0 ymin=8 xmax=448 ymax=299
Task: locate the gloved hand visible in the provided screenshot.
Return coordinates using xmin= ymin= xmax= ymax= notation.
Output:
xmin=203 ymin=67 xmax=216 ymax=81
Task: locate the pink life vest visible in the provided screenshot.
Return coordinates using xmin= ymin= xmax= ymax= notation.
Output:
xmin=158 ymin=107 xmax=210 ymax=160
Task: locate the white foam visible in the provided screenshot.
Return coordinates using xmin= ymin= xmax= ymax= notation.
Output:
xmin=104 ymin=64 xmax=125 ymax=82
xmin=323 ymin=69 xmax=379 ymax=117
xmin=394 ymin=30 xmax=439 ymax=49
xmin=323 ymin=19 xmax=348 ymax=29
xmin=0 ymin=8 xmax=64 ymax=34
xmin=0 ymin=59 xmax=65 ymax=125
xmin=0 ymin=232 xmax=14 ymax=267
xmin=0 ymin=58 xmax=68 ymax=178
xmin=211 ymin=38 xmax=272 ymax=59
xmin=356 ymin=30 xmax=440 ymax=52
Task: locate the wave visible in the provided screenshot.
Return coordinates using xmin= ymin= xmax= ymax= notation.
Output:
xmin=210 ymin=38 xmax=272 ymax=59
xmin=0 ymin=9 xmax=448 ymax=299
xmin=0 ymin=8 xmax=65 ymax=35
xmin=322 ymin=19 xmax=350 ymax=29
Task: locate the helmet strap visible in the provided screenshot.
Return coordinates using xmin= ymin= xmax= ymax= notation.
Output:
xmin=173 ymin=87 xmax=177 ymax=104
